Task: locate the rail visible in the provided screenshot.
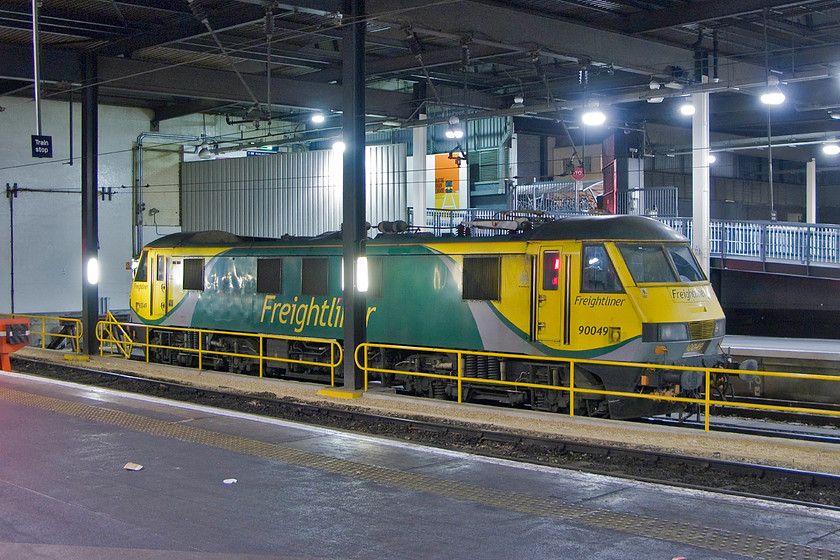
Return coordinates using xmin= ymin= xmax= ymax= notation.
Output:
xmin=419 ymin=209 xmax=840 ymax=268
xmin=1 ymin=313 xmax=82 ymax=353
xmin=95 ymin=317 xmax=344 ymax=385
xmin=355 ymin=342 xmax=840 ymax=432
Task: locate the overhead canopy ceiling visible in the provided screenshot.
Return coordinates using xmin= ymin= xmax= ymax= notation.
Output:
xmin=3 ymin=0 xmax=840 ymax=156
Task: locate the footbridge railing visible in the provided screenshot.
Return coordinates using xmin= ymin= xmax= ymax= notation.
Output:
xmin=418 ymin=209 xmax=840 ymax=269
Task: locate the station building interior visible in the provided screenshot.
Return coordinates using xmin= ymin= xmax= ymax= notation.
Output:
xmin=1 ymin=0 xmax=840 ymax=318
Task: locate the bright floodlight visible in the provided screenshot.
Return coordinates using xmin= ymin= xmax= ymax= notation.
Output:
xmin=761 ymin=76 xmax=785 ymax=105
xmin=823 ymin=143 xmax=840 ymax=155
xmin=311 ymin=113 xmax=326 ymax=124
xmin=356 ymin=256 xmax=368 ymax=292
xmin=87 ymin=257 xmax=99 ymax=285
xmin=708 ymin=154 xmax=717 ymax=163
xmin=581 ymin=108 xmax=606 ymax=126
xmin=679 ymin=102 xmax=695 ymax=116
xmin=332 ymin=141 xmax=346 ymax=153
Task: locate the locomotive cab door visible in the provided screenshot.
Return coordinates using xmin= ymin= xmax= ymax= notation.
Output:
xmin=150 ymin=253 xmax=169 ymax=319
xmin=535 ymin=248 xmax=568 ymax=344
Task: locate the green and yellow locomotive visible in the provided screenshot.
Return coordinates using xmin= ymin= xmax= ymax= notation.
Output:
xmin=129 ymin=214 xmax=726 ymax=419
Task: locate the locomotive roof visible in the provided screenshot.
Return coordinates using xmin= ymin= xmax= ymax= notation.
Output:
xmin=517 ymin=215 xmax=687 ymax=242
xmin=145 ymin=215 xmax=685 ymax=250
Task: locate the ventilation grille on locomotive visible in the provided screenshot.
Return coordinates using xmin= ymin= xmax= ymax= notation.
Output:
xmin=688 ymin=320 xmax=716 ymax=340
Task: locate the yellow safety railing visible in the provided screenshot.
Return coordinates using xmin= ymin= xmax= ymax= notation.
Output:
xmin=1 ymin=313 xmax=83 ymax=353
xmin=95 ymin=318 xmax=344 ymax=385
xmin=355 ymin=342 xmax=840 ymax=432
xmin=98 ymin=312 xmax=134 ymax=358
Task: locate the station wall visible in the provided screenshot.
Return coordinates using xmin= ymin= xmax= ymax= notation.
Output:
xmin=0 ymin=96 xmax=151 ymax=315
xmin=182 ymin=144 xmax=408 ymax=237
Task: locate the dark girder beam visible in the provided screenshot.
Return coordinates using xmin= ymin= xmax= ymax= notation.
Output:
xmin=0 ymin=44 xmax=83 ymax=83
xmin=97 ymin=4 xmax=266 ymax=57
xmin=97 ymin=56 xmax=416 ymax=118
xmin=305 ymin=43 xmax=509 ymax=83
xmin=152 ymin=100 xmax=237 ymax=124
xmin=616 ymin=0 xmax=826 ymax=34
xmin=365 ymin=0 xmax=767 ymax=85
xmin=168 ymin=35 xmax=340 ymax=69
xmin=0 ymin=6 xmax=129 ymax=38
xmin=0 ymin=43 xmax=414 ymax=118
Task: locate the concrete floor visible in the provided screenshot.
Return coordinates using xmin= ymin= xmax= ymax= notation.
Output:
xmin=1 ymin=369 xmax=839 ymax=560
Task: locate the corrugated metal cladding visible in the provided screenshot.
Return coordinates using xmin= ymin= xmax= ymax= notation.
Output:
xmin=182 ymin=144 xmax=406 ymax=237
xmin=429 ymin=116 xmax=511 ymax=154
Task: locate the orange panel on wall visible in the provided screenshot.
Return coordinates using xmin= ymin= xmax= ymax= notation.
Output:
xmin=434 ymin=154 xmax=460 ymax=209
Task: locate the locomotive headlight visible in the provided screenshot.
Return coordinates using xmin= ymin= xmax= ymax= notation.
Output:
xmin=713 ymin=318 xmax=726 ymax=338
xmin=642 ymin=322 xmax=688 ymax=342
xmin=657 ymin=323 xmax=688 ymax=342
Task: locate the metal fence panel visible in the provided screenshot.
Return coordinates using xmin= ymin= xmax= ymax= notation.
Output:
xmin=182 ymin=145 xmax=406 ymax=237
xmin=419 ymin=209 xmax=840 ymax=269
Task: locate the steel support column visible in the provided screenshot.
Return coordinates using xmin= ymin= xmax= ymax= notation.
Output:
xmin=341 ymin=0 xmax=365 ymax=390
xmin=806 ymin=158 xmax=816 ymax=224
xmin=691 ymin=77 xmax=710 ymax=275
xmin=81 ymin=54 xmax=99 ymax=354
xmin=410 ymin=115 xmax=427 ymax=226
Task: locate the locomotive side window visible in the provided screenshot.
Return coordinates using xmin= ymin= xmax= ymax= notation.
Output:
xmin=135 ymin=251 xmax=148 ymax=282
xmin=257 ymin=258 xmax=283 ymax=294
xmin=616 ymin=244 xmax=676 ymax=283
xmin=581 ymin=245 xmax=623 ymax=293
xmin=302 ymin=258 xmax=329 ymax=295
xmin=463 ymin=256 xmax=501 ymax=300
xmin=667 ymin=244 xmax=706 ymax=282
xmin=542 ymin=251 xmax=560 ymax=291
xmin=183 ymin=258 xmax=205 ymax=291
xmin=156 ymin=255 xmax=166 ymax=282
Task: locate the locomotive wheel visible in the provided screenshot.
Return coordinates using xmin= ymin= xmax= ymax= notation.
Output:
xmin=228 ymin=356 xmax=257 ymax=375
xmin=531 ymin=388 xmax=566 ymax=413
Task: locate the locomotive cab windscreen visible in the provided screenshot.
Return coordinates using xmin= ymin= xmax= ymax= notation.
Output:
xmin=616 ymin=241 xmax=725 ymax=346
xmin=617 ymin=242 xmax=706 ymax=284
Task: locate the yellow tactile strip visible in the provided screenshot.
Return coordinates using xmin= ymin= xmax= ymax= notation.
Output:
xmin=2 ymin=385 xmax=837 ymax=560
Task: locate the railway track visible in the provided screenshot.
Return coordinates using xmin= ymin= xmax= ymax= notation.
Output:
xmin=9 ymin=355 xmax=840 ymax=510
xmin=643 ymin=407 xmax=840 ymax=444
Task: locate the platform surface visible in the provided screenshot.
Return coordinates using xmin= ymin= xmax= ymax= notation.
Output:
xmin=1 ymin=369 xmax=839 ymax=560
xmin=723 ymin=335 xmax=840 ymax=361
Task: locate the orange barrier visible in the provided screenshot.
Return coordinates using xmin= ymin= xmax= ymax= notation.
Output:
xmin=0 ymin=318 xmax=30 ymax=370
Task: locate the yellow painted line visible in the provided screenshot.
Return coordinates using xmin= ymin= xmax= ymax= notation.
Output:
xmin=63 ymin=354 xmax=90 ymax=362
xmin=317 ymin=388 xmax=363 ymax=399
xmin=0 ymin=384 xmax=836 ymax=560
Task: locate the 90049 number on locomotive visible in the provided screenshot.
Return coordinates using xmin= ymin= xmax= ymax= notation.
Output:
xmin=129 ymin=215 xmax=727 ymax=419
